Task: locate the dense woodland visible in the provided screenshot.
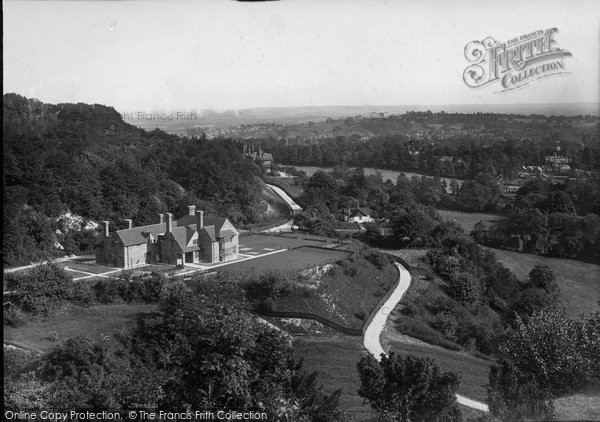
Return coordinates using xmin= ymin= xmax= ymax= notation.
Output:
xmin=3 ymin=94 xmax=276 ymax=266
xmin=263 ymin=130 xmax=600 ymax=179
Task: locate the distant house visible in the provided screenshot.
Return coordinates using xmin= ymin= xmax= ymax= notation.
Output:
xmin=243 ymin=144 xmax=273 ymax=168
xmin=343 ymin=207 xmax=374 ymax=223
xmin=95 ymin=205 xmax=239 ymax=268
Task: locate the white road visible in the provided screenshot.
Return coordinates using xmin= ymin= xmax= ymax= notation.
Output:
xmin=363 ymin=262 xmax=490 ymax=413
xmin=266 ymin=183 xmax=302 ymax=212
xmin=263 ymin=183 xmax=303 ymax=233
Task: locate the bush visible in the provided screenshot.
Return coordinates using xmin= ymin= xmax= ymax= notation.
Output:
xmin=4 ymin=305 xmax=27 ymax=327
xmin=93 ymin=279 xmax=122 ymax=304
xmin=5 ymin=263 xmax=84 ymax=315
xmin=488 ymin=359 xmax=554 ymax=421
xmin=357 ymin=352 xmax=462 ymax=421
xmin=365 ymin=251 xmax=387 ymax=269
xmin=427 ymin=296 xmax=456 ymax=314
xmin=448 ymin=272 xmax=482 ymax=304
xmin=400 ymin=303 xmax=418 ymax=317
xmin=431 ymin=312 xmax=458 ymax=340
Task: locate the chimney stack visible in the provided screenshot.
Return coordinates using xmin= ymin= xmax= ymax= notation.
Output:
xmin=125 ymin=219 xmax=133 ymax=229
xmin=103 ymin=221 xmax=110 ymax=237
xmin=196 ymin=210 xmax=204 ymax=230
xmin=158 ymin=213 xmax=164 ymax=224
xmin=165 ymin=213 xmax=173 ymax=234
xmin=188 ymin=205 xmax=196 ymax=216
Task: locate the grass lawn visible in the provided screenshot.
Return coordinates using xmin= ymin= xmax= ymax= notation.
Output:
xmin=4 ymin=303 xmax=157 ymax=353
xmin=490 ymin=247 xmax=600 ymax=317
xmin=220 ymin=246 xmax=350 ymax=275
xmin=293 ymin=334 xmax=375 ymax=422
xmin=240 ymin=234 xmax=338 ymax=253
xmin=55 ymin=260 xmax=117 ymax=274
xmin=438 ymin=210 xmax=504 ymax=232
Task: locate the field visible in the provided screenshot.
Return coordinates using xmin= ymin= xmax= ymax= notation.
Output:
xmin=438 ymin=210 xmax=504 ymax=232
xmin=220 ymin=246 xmax=350 ymax=275
xmin=490 ymin=247 xmax=600 ymax=316
xmin=4 ymin=303 xmax=157 ymax=353
xmin=293 ymin=334 xmax=375 ymax=422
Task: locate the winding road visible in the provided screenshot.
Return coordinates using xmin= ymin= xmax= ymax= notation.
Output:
xmin=264 ymin=183 xmax=302 ymax=233
xmin=363 ymin=262 xmax=490 ymax=413
xmin=264 ymin=183 xmax=489 ymax=413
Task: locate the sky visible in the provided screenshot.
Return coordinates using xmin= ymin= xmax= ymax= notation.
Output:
xmin=3 ymin=0 xmax=600 ymax=111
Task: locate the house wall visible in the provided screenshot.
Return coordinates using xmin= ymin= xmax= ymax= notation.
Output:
xmin=95 ymin=235 xmax=126 ymax=268
xmin=125 ymin=243 xmax=148 ymax=268
xmin=349 ymin=215 xmax=374 ymax=223
xmin=198 ymin=230 xmax=215 ymax=263
xmin=212 ymin=242 xmax=220 ymax=263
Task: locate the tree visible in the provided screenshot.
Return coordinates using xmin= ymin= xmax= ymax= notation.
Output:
xmin=499 ymin=310 xmax=598 ymax=394
xmin=545 ymin=190 xmax=576 ymax=214
xmin=448 ymin=272 xmax=482 ymax=304
xmin=5 ymin=263 xmax=92 ymax=315
xmin=488 ymin=359 xmax=554 ymax=422
xmin=527 ymin=265 xmax=558 ymax=299
xmin=357 ymin=353 xmax=461 ymax=422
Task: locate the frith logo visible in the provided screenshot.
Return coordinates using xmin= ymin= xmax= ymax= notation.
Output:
xmin=463 ymin=28 xmax=572 ymax=92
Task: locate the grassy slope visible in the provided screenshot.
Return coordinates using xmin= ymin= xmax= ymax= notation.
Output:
xmin=438 ymin=210 xmax=503 ymax=232
xmin=490 ymin=247 xmax=600 ymax=317
xmin=272 ymin=255 xmax=398 ymax=329
xmin=294 ymin=335 xmax=374 ymax=422
xmin=4 ymin=303 xmax=156 ymax=353
xmin=553 ymin=392 xmax=600 ymax=421
xmin=438 ymin=209 xmax=600 ymax=317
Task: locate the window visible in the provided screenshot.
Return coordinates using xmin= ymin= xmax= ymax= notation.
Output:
xmin=192 ymin=239 xmax=197 ymax=245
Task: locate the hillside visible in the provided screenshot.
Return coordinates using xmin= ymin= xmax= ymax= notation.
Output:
xmin=3 ymin=94 xmax=284 ymax=266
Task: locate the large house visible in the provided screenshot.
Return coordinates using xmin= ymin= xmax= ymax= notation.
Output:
xmin=95 ymin=206 xmax=239 ymax=268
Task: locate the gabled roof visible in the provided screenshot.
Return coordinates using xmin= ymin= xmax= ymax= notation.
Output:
xmin=170 ymin=223 xmax=218 ymax=251
xmin=177 ymin=215 xmax=227 ymax=233
xmin=107 ymin=214 xmax=234 ymax=248
xmin=350 ymin=207 xmax=372 ymax=217
xmin=115 ymin=223 xmax=166 ymax=247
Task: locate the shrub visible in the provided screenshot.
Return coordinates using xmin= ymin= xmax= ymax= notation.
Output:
xmin=448 ymin=272 xmax=482 ymax=304
xmin=400 ymin=303 xmax=418 ymax=317
xmin=431 ymin=312 xmax=458 ymax=340
xmin=5 ymin=263 xmax=84 ymax=315
xmin=4 ymin=305 xmax=27 ymax=327
xmin=427 ymin=296 xmax=456 ymax=314
xmin=93 ymin=279 xmax=123 ymax=303
xmin=357 ymin=352 xmax=462 ymax=421
xmin=365 ymin=251 xmax=387 ymax=269
xmin=488 ymin=359 xmax=554 ymax=422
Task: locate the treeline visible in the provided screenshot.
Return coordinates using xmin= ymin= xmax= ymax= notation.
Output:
xmin=3 ymin=94 xmax=271 ymax=266
xmin=473 ymin=179 xmax=600 ymax=263
xmin=263 ymin=134 xmax=600 ymax=178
